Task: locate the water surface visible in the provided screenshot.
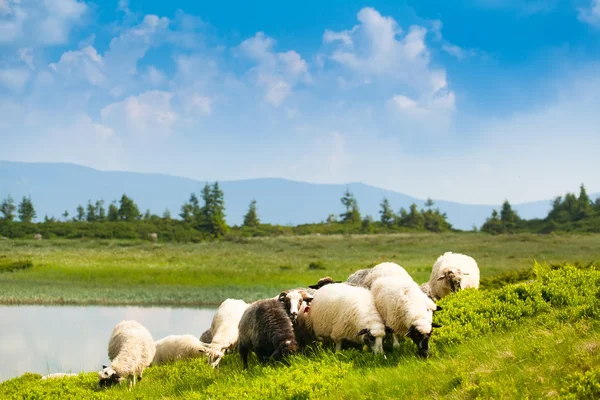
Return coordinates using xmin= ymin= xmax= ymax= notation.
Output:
xmin=0 ymin=305 xmax=216 ymax=382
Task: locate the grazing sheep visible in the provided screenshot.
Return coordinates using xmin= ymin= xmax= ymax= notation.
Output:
xmin=309 ymin=283 xmax=386 ymax=354
xmin=33 ymin=233 xmax=42 ymax=240
xmin=237 ymin=298 xmax=298 ymax=368
xmin=98 ymin=320 xmax=155 ymax=389
xmin=203 ymin=298 xmax=249 ymax=367
xmin=148 ymin=233 xmax=158 ymax=243
xmin=151 ymin=334 xmax=222 ymax=366
xmin=371 ymin=276 xmax=441 ymax=358
xmin=41 ymin=372 xmax=78 ymax=380
xmin=347 ymin=262 xmax=412 ymax=289
xmin=423 ymin=252 xmax=480 ymax=301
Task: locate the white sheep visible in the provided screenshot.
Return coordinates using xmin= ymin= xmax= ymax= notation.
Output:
xmin=309 ymin=283 xmax=386 ymax=354
xmin=203 ymin=298 xmax=249 ymax=367
xmin=371 ymin=276 xmax=441 ymax=357
xmin=422 ymin=252 xmax=480 ymax=300
xmin=98 ymin=320 xmax=155 ymax=389
xmin=347 ymin=262 xmax=413 ymax=289
xmin=151 ymin=334 xmax=222 ymax=366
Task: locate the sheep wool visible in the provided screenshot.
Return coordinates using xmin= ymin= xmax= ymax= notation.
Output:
xmin=98 ymin=320 xmax=155 ymax=389
xmin=204 ymin=298 xmax=249 ymax=367
xmin=309 ymin=283 xmax=386 ymax=354
xmin=152 ymin=334 xmax=222 ymax=366
xmin=371 ymin=276 xmax=438 ymax=357
xmin=347 ymin=262 xmax=413 ymax=289
xmin=426 ymin=252 xmax=480 ymax=300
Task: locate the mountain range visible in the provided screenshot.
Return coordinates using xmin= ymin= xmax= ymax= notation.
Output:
xmin=1 ymin=161 xmax=593 ymax=230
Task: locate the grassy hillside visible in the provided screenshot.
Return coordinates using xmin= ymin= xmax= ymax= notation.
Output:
xmin=1 ymin=233 xmax=600 ymax=305
xmin=2 ymin=263 xmax=599 ymax=399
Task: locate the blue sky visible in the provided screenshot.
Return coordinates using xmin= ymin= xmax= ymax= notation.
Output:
xmin=1 ymin=0 xmax=599 ymax=204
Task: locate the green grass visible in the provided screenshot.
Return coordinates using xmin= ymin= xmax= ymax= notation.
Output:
xmin=2 ymin=263 xmax=600 ymax=399
xmin=1 ymin=233 xmax=599 ymax=305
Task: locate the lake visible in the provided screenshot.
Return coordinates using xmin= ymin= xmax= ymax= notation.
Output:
xmin=0 ymin=305 xmax=216 ymax=382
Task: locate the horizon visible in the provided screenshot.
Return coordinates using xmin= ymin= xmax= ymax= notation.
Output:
xmin=1 ymin=1 xmax=599 ymax=204
xmin=1 ymin=159 xmax=597 ymax=209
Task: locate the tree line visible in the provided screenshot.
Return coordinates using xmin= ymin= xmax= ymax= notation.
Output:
xmin=480 ymin=184 xmax=600 ymax=234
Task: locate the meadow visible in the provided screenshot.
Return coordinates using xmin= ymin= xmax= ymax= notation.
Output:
xmin=1 ymin=233 xmax=599 ymax=306
xmin=1 ymin=261 xmax=599 ymax=399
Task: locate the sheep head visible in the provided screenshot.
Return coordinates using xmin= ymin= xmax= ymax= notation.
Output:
xmin=406 ymin=322 xmax=441 ymax=358
xmin=279 ymin=290 xmax=313 ymax=323
xmin=97 ymin=365 xmax=123 ymax=388
xmin=437 ymin=268 xmax=463 ymax=293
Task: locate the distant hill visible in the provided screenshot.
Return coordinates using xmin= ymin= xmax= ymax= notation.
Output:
xmin=0 ymin=161 xmax=592 ymax=230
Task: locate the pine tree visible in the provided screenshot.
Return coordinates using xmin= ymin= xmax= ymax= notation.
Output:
xmin=361 ymin=215 xmax=374 ymax=233
xmin=62 ymin=210 xmax=69 ymax=221
xmin=143 ymin=209 xmax=152 ymax=220
xmin=86 ymin=200 xmax=97 ymax=222
xmin=396 ymin=207 xmax=409 ymax=226
xmin=577 ymin=184 xmax=591 ymax=219
xmin=107 ymin=202 xmax=119 ymax=222
xmin=163 ymin=209 xmax=172 ymax=220
xmin=340 ymin=189 xmax=361 ymax=223
xmin=17 ymin=196 xmax=36 ymax=223
xmin=243 ymin=199 xmax=260 ymax=228
xmin=75 ymin=205 xmax=85 ymax=221
xmin=481 ymin=209 xmax=503 ymax=234
xmin=425 ymin=198 xmax=435 ymax=208
xmin=406 ymin=203 xmax=424 ymax=229
xmin=208 ymin=182 xmax=228 ymax=237
xmin=0 ymin=195 xmax=16 ymax=221
xmin=118 ymin=194 xmax=140 ymax=221
xmin=96 ymin=200 xmax=106 ymax=221
xmin=379 ymin=197 xmax=395 ymax=227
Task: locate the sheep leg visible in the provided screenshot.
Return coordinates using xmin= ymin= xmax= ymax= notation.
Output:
xmin=392 ymin=334 xmax=401 ymax=348
xmin=335 ymin=341 xmax=342 ymax=352
xmin=239 ymin=345 xmax=250 ymax=369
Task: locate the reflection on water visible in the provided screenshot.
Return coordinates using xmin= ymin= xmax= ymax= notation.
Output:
xmin=0 ymin=305 xmax=216 ymax=382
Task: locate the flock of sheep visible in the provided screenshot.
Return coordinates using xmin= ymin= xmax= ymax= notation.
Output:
xmin=96 ymin=251 xmax=480 ymax=389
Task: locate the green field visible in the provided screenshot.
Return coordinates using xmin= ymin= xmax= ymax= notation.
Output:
xmin=2 ymin=262 xmax=599 ymax=399
xmin=1 ymin=233 xmax=600 ymax=305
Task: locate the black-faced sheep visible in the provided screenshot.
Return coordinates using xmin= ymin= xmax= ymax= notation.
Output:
xmin=308 ymin=283 xmax=386 ymax=354
xmin=237 ymin=298 xmax=298 ymax=368
xmin=98 ymin=320 xmax=155 ymax=389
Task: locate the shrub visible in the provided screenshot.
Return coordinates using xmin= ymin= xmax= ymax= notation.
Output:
xmin=308 ymin=261 xmax=325 ymax=270
xmin=561 ymin=369 xmax=600 ymax=399
xmin=0 ymin=257 xmax=33 ymax=273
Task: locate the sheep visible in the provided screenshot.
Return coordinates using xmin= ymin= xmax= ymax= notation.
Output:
xmin=41 ymin=372 xmax=78 ymax=380
xmin=371 ymin=276 xmax=441 ymax=358
xmin=237 ymin=298 xmax=298 ymax=368
xmin=276 ymin=289 xmax=314 ymax=323
xmin=308 ymin=283 xmax=386 ymax=354
xmin=307 ymin=276 xmax=342 ymax=290
xmin=98 ymin=320 xmax=155 ymax=389
xmin=423 ymin=252 xmax=480 ymax=301
xmin=347 ymin=262 xmax=413 ymax=289
xmin=33 ymin=233 xmax=42 ymax=240
xmin=148 ymin=233 xmax=158 ymax=243
xmin=202 ymin=298 xmax=249 ymax=367
xmin=151 ymin=334 xmax=222 ymax=366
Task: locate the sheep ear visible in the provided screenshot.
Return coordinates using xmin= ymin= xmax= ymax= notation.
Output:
xmin=437 ymin=275 xmax=445 ymax=281
xmin=334 ymin=281 xmax=342 ymax=283
xmin=303 ymin=295 xmax=314 ymax=303
xmin=436 ymin=305 xmax=443 ymax=311
xmin=307 ymin=284 xmax=319 ymax=289
xmin=385 ymin=326 xmax=394 ymax=334
xmin=431 ymin=322 xmax=442 ymax=328
xmin=278 ymin=291 xmax=288 ymax=302
xmin=102 ymin=365 xmax=108 ymax=369
xmin=405 ymin=326 xmax=415 ymax=337
xmin=357 ymin=328 xmax=369 ymax=336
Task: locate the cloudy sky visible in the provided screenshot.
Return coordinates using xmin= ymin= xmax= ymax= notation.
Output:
xmin=1 ymin=0 xmax=599 ymax=204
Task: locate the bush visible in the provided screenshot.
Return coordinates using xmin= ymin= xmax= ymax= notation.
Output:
xmin=308 ymin=261 xmax=326 ymax=270
xmin=0 ymin=256 xmax=33 ymax=273
xmin=561 ymin=369 xmax=600 ymax=399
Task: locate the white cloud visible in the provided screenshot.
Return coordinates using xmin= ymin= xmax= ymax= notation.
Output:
xmin=49 ymin=45 xmax=104 ymax=86
xmin=578 ymin=0 xmax=600 ymax=28
xmin=182 ymin=93 xmax=212 ymax=116
xmin=18 ymin=47 xmax=33 ymax=69
xmin=0 ymin=67 xmax=29 ymax=92
xmin=0 ymin=0 xmax=87 ymax=46
xmin=237 ymin=32 xmax=310 ymax=107
xmin=323 ymin=27 xmax=356 ymax=47
xmin=143 ymin=66 xmax=165 ymax=86
xmin=100 ymin=90 xmax=178 ymax=137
